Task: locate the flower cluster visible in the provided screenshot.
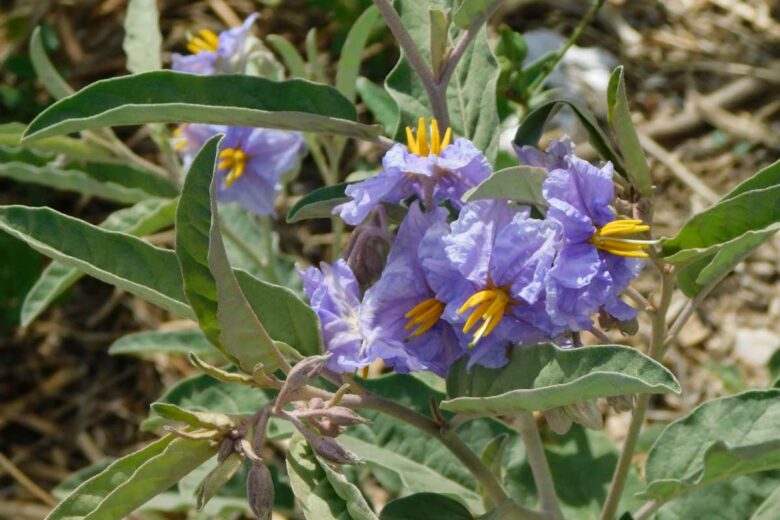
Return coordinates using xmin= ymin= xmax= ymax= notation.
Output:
xmin=171 ymin=15 xmax=306 ymax=217
xmin=300 ymin=121 xmax=651 ymax=375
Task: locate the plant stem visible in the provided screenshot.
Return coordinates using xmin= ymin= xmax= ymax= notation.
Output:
xmin=600 ymin=269 xmax=674 ymax=520
xmin=514 ymin=411 xmax=564 ymax=520
xmin=633 ymin=499 xmax=661 ymax=520
xmin=528 ymin=0 xmax=606 ymax=97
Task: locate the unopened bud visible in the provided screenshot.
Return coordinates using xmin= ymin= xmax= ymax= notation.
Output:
xmin=543 ymin=407 xmax=573 ymax=435
xmin=295 ymin=406 xmax=368 ymax=428
xmin=310 ymin=436 xmax=362 ymax=465
xmin=563 ymin=400 xmax=603 ymax=430
xmin=247 ymin=462 xmax=274 ymax=520
xmin=275 ymin=354 xmax=330 ymax=410
xmin=607 ymin=394 xmax=635 ymax=412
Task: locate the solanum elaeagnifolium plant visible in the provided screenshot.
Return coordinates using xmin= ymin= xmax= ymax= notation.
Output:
xmin=3 ymin=0 xmax=780 ymax=519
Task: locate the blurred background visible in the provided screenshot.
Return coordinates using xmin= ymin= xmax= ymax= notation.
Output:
xmin=0 ymin=0 xmax=779 ymax=518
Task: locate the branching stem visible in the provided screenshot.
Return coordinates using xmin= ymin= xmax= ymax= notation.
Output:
xmin=514 ymin=411 xmax=564 ymax=519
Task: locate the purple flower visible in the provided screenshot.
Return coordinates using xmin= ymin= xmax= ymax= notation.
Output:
xmin=173 ymin=124 xmax=305 ymax=216
xmin=421 ymin=200 xmax=561 ymax=368
xmin=539 ymin=148 xmax=648 ymax=330
xmin=297 ymin=259 xmax=370 ymax=373
xmin=334 ymin=118 xmax=491 ymax=225
xmin=515 ymin=136 xmax=574 ymax=171
xmin=359 ymin=202 xmax=464 ymax=376
xmin=172 ymin=14 xmax=259 ymax=75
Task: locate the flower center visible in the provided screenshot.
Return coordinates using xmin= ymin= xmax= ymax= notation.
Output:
xmin=457 ymin=283 xmax=514 ymax=345
xmin=590 ymin=219 xmax=651 ymax=258
xmin=187 ymin=29 xmax=219 ymax=54
xmin=218 ymin=148 xmax=249 ymax=187
xmin=405 ymin=117 xmax=452 ymax=157
xmin=404 ymin=297 xmax=445 ymax=339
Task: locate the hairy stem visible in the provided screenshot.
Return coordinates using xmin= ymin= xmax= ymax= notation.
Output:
xmin=372 ymin=0 xmax=448 ymax=125
xmin=514 ymin=411 xmax=564 ymax=519
xmin=633 ymin=498 xmax=661 ymax=520
xmin=600 ymin=269 xmax=675 ymax=520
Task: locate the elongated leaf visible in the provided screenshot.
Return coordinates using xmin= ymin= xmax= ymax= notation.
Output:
xmin=140 ymin=373 xmax=286 ymax=435
xmin=463 ymin=165 xmax=547 ymax=206
xmin=640 ymin=389 xmax=780 ymax=501
xmin=380 ymin=493 xmax=472 ymax=520
xmin=122 ymin=0 xmax=162 ymax=74
xmin=24 ymin=72 xmax=379 ymax=142
xmin=513 ymin=95 xmax=628 ymax=177
xmin=453 ymin=0 xmax=497 ymax=29
xmin=287 ymin=183 xmax=350 ymax=222
xmin=386 ymin=0 xmax=500 ymax=163
xmin=723 ymin=158 xmax=780 ymax=201
xmin=287 ymin=434 xmax=378 ymax=520
xmin=661 ymin=185 xmax=780 ymax=264
xmin=176 ymin=135 xmax=287 ymax=372
xmin=0 ymin=147 xmax=174 ymax=203
xmin=30 ymin=26 xmax=73 ymax=99
xmin=108 ymin=329 xmax=215 ymax=358
xmin=607 ymin=66 xmax=652 ymax=196
xmin=751 ymin=485 xmax=780 ymax=520
xmin=0 ymin=205 xmax=194 ymax=318
xmin=442 ymin=343 xmax=680 ymax=415
xmin=266 ymin=35 xmax=308 ymax=78
xmin=21 ymin=198 xmax=177 ymax=326
xmin=45 ymin=435 xmax=216 ymax=520
xmin=0 ymin=122 xmax=115 ymax=162
xmin=151 ymin=402 xmax=235 ymax=431
xmin=336 ymin=6 xmax=379 ymax=103
xmin=357 ymin=77 xmax=399 ymax=132
xmin=654 ymin=472 xmax=780 ymax=520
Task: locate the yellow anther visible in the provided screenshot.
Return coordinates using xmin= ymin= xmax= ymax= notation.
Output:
xmin=590 ymin=219 xmax=651 ymax=258
xmin=172 ymin=127 xmax=187 ymax=151
xmin=187 ymin=29 xmax=219 ymax=54
xmin=405 ymin=117 xmax=452 ymax=157
xmin=457 ymin=283 xmax=514 ymax=345
xmin=404 ymin=298 xmax=445 ymax=338
xmin=218 ymin=148 xmax=249 ymax=187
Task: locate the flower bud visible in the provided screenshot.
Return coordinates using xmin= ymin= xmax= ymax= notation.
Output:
xmin=309 ymin=436 xmax=362 ymax=465
xmin=275 ymin=354 xmax=330 ymax=410
xmin=563 ymin=400 xmax=603 ymax=431
xmin=247 ymin=462 xmax=274 ymax=520
xmin=607 ymin=394 xmax=635 ymax=413
xmin=543 ymin=407 xmax=573 ymax=435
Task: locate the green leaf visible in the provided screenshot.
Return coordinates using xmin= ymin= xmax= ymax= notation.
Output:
xmin=463 ymin=165 xmax=547 ymax=206
xmin=122 ymin=0 xmax=162 ymax=74
xmin=513 ymin=96 xmax=628 ymax=178
xmin=751 ymin=484 xmax=780 ymax=520
xmin=176 ymin=135 xmax=288 ymax=372
xmin=287 ymin=183 xmax=349 ymax=222
xmin=640 ymin=389 xmax=780 ymax=502
xmin=24 ymin=71 xmax=380 ymax=142
xmin=21 ymin=198 xmax=177 ymax=326
xmin=0 ymin=146 xmax=175 ymax=203
xmin=30 ymin=26 xmax=73 ymax=99
xmin=108 ymin=329 xmax=216 ymax=358
xmin=380 ymin=493 xmax=472 ymax=520
xmin=453 ymin=0 xmax=496 ymax=29
xmin=661 ymin=185 xmax=780 ymax=264
xmin=287 ymin=434 xmax=378 ymax=520
xmin=386 ymin=0 xmax=500 ymax=163
xmin=429 ymin=9 xmax=450 ymax=78
xmin=0 ymin=205 xmax=194 ymax=318
xmin=45 ymin=435 xmax=216 ymax=520
xmin=336 ymin=6 xmax=379 ymax=103
xmin=356 ymin=77 xmax=399 ymax=131
xmin=442 ymin=343 xmax=680 ymax=415
xmin=0 ymin=122 xmax=115 ymax=162
xmin=150 ymin=402 xmax=235 ymax=431
xmin=723 ymin=158 xmax=780 ymax=201
xmin=196 ymin=453 xmax=244 ymax=510
xmin=607 ymin=66 xmax=652 ymax=196
xmin=266 ymin=35 xmax=308 ymax=78
xmin=140 ymin=373 xmax=290 ymax=438
xmin=653 ymin=472 xmax=780 ymax=520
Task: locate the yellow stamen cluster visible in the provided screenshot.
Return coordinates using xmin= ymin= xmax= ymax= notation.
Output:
xmin=172 ymin=127 xmax=190 ymax=152
xmin=218 ymin=148 xmax=248 ymax=187
xmin=404 ymin=298 xmax=445 ymax=338
xmin=187 ymin=29 xmax=219 ymax=54
xmin=590 ymin=219 xmax=651 ymax=258
xmin=458 ymin=283 xmax=514 ymax=345
xmin=405 ymin=117 xmax=452 ymax=157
